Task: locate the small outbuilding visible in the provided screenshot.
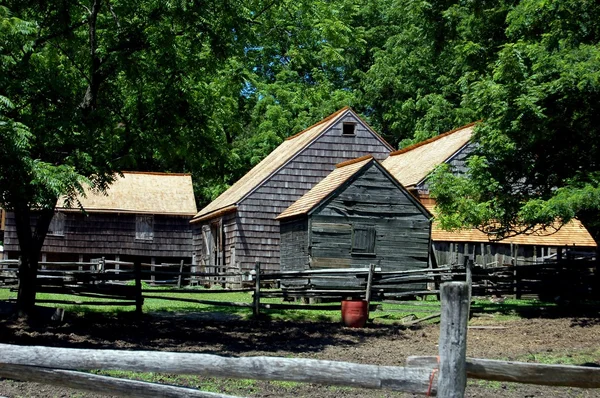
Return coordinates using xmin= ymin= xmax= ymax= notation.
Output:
xmin=276 ymin=156 xmax=432 ymax=287
xmin=3 ymin=172 xmax=197 ymax=264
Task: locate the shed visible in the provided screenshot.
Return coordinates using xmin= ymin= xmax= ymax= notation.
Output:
xmin=276 ymin=156 xmax=432 ymax=289
xmin=3 ymin=172 xmax=197 ymax=264
xmin=190 ymin=107 xmax=394 ymax=275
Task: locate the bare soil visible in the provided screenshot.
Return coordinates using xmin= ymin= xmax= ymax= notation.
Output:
xmin=0 ymin=310 xmax=599 ymax=397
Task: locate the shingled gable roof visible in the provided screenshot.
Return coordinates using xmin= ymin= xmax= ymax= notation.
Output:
xmin=192 ymin=107 xmax=393 ymax=223
xmin=277 ymin=155 xmax=432 ymax=220
xmin=382 ymin=122 xmax=476 ymax=188
xmin=58 ymin=172 xmax=197 ymax=216
xmin=423 ymin=204 xmax=597 ymax=247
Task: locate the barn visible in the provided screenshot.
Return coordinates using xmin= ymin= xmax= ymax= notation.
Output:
xmin=2 ymin=172 xmax=197 ymax=264
xmin=190 ymin=107 xmax=394 ymax=275
xmin=276 ymin=156 xmax=432 ymax=285
xmin=382 ymin=123 xmax=597 ymax=266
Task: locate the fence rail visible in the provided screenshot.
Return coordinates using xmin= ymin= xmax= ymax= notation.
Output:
xmin=2 ymin=282 xmax=598 ymax=397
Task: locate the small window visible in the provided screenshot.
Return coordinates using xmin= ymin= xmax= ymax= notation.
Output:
xmin=48 ymin=212 xmax=66 ymax=236
xmin=342 ymin=122 xmax=356 ymax=136
xmin=352 ymin=225 xmax=376 ymax=256
xmin=136 ymin=215 xmax=154 ymax=240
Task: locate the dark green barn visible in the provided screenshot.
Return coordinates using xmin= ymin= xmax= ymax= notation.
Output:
xmin=277 ymin=156 xmax=432 ymax=288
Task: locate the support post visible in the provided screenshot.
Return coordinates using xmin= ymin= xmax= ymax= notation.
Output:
xmin=253 ymin=262 xmax=261 ymax=317
xmin=134 ymin=261 xmax=143 ymax=315
xmin=150 ymin=257 xmax=156 ymax=285
xmin=438 ymin=282 xmax=470 ymax=398
xmin=177 ymin=260 xmax=184 ymax=288
xmin=465 ymin=258 xmax=472 ymax=302
xmin=365 ymin=263 xmax=375 ymax=303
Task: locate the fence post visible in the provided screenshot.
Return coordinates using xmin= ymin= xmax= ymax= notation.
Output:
xmin=365 ymin=263 xmax=375 ymax=304
xmin=177 ymin=260 xmax=184 ymax=288
xmin=464 ymin=257 xmax=472 ymax=301
xmin=134 ymin=261 xmax=143 ymax=315
xmin=438 ymin=282 xmax=470 ymax=398
xmin=253 ymin=262 xmax=261 ymax=317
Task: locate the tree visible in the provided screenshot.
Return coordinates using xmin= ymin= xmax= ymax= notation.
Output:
xmin=428 ymin=0 xmax=600 ymax=243
xmin=0 ymin=0 xmax=254 ymax=315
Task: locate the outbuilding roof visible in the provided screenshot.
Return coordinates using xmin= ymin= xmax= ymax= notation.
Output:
xmin=424 ymin=204 xmax=597 ymax=247
xmin=277 ymin=156 xmax=432 ymax=220
xmin=192 ymin=107 xmax=393 ymax=222
xmin=59 ymin=172 xmax=197 ymax=216
xmin=382 ymin=123 xmax=475 ymax=188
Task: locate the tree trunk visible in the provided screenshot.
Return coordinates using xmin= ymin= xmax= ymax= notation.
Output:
xmin=14 ymin=204 xmax=55 ymax=317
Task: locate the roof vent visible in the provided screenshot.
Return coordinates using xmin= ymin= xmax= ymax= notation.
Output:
xmin=342 ymin=122 xmax=356 ymax=136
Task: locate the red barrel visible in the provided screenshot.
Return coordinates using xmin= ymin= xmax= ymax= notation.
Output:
xmin=341 ymin=300 xmax=369 ymax=328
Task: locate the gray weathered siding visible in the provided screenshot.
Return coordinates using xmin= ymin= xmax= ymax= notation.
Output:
xmin=235 ymin=113 xmax=392 ymax=272
xmin=4 ymin=211 xmax=193 ymax=259
xmin=309 ymin=165 xmax=431 ymax=272
xmin=279 ymin=219 xmax=309 ymax=272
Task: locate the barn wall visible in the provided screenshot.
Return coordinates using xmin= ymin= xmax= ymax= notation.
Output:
xmin=279 ymin=218 xmax=310 ymax=272
xmin=235 ymin=113 xmax=392 ymax=272
xmin=4 ymin=211 xmax=193 ymax=259
xmin=309 ymin=165 xmax=431 ymax=273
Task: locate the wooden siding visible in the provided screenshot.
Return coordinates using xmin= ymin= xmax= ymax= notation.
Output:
xmin=235 ymin=113 xmax=392 ymax=272
xmin=3 ymin=212 xmax=193 ymax=258
xmin=280 ymin=219 xmax=309 ymax=272
xmin=310 ymin=165 xmax=431 ymax=272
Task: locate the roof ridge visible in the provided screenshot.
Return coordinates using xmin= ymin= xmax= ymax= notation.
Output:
xmin=285 ymin=106 xmax=351 ymax=141
xmin=389 ymin=121 xmax=479 ymax=157
xmin=122 ymin=171 xmax=192 ymax=177
xmin=335 ymin=155 xmax=373 ymax=168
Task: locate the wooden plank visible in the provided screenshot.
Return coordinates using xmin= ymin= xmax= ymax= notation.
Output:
xmin=406 ymin=356 xmax=600 ymax=388
xmin=0 ymin=364 xmax=238 ymax=398
xmin=0 ymin=343 xmax=435 ymax=394
xmin=253 ymin=262 xmax=261 ymax=317
xmin=438 ymin=282 xmax=470 ymax=397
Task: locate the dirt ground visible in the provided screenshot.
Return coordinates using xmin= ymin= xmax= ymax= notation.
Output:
xmin=0 ymin=310 xmax=599 ymax=398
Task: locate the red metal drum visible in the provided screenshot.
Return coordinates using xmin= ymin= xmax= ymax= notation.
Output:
xmin=341 ymin=299 xmax=369 ymax=328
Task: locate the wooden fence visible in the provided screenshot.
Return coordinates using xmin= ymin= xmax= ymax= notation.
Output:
xmin=1 ymin=282 xmax=599 ymax=397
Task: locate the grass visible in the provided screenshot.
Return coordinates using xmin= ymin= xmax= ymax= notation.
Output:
xmin=2 ymin=286 xmax=595 ymax=323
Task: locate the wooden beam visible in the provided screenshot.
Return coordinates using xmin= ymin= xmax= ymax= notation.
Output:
xmin=406 ymin=356 xmax=600 ymax=388
xmin=0 ymin=364 xmax=239 ymax=398
xmin=0 ymin=344 xmax=435 ymax=394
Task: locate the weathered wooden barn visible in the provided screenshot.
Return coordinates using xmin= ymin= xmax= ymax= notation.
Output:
xmin=191 ymin=107 xmax=394 ymax=273
xmin=276 ymin=156 xmax=432 ymax=281
xmin=2 ymin=172 xmax=197 ymax=264
xmin=382 ymin=123 xmax=598 ymax=266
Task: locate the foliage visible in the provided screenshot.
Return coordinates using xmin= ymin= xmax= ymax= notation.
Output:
xmin=429 ymin=0 xmax=600 ymax=241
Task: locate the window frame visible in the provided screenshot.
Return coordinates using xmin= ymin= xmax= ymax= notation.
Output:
xmin=47 ymin=212 xmax=66 ymax=237
xmin=135 ymin=214 xmax=154 ymax=241
xmin=351 ymin=224 xmax=376 ymax=256
xmin=342 ymin=122 xmax=357 ymax=136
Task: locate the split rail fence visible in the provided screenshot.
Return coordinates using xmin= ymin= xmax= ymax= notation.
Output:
xmin=0 ymin=282 xmax=599 ymax=397
xmin=1 ymin=258 xmax=599 ymax=315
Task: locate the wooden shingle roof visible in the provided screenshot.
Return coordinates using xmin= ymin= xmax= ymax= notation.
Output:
xmin=59 ymin=172 xmax=197 ymax=216
xmin=276 ymin=156 xmax=374 ymax=220
xmin=382 ymin=123 xmax=475 ymax=188
xmin=192 ymin=107 xmax=392 ymax=222
xmin=424 ymin=204 xmax=597 ymax=247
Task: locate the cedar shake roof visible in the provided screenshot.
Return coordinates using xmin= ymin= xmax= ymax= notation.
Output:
xmin=192 ymin=107 xmax=393 ymax=222
xmin=59 ymin=172 xmax=197 ymax=216
xmin=424 ymin=204 xmax=597 ymax=247
xmin=382 ymin=123 xmax=475 ymax=188
xmin=276 ymin=156 xmax=373 ymax=220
